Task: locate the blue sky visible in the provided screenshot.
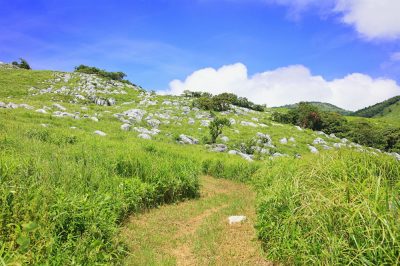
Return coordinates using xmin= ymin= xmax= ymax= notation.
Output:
xmin=1 ymin=0 xmax=400 ymax=109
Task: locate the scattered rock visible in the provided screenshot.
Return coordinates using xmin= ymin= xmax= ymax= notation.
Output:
xmin=210 ymin=144 xmax=228 ymax=152
xmin=147 ymin=119 xmax=161 ymax=128
xmin=220 ymin=136 xmax=229 ymax=143
xmin=280 ymin=138 xmax=288 ymax=144
xmin=201 ymin=120 xmax=210 ymax=127
xmin=121 ymin=124 xmax=131 ymax=131
xmin=309 ymin=145 xmax=318 ymax=153
xmin=179 ymin=134 xmax=199 ymax=145
xmin=94 ymin=130 xmax=106 ymax=136
xmin=313 ymin=138 xmax=326 ymax=145
xmin=188 ymin=118 xmax=195 ymax=125
xmin=36 ymin=109 xmax=47 ymax=114
xmin=241 ymin=121 xmax=258 ymax=127
xmin=53 ymin=103 xmax=66 ymax=111
xmin=138 ymin=133 xmax=151 ymax=140
xmin=228 ymin=215 xmax=246 ymax=224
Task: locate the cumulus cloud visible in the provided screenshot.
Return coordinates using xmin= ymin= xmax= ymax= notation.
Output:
xmin=335 ymin=0 xmax=400 ymax=40
xmin=390 ymin=52 xmax=400 ymax=62
xmin=163 ymin=63 xmax=400 ymax=111
xmin=265 ymin=0 xmax=400 ymax=40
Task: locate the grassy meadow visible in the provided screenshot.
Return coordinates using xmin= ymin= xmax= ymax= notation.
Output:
xmin=1 ymin=66 xmax=400 ymax=264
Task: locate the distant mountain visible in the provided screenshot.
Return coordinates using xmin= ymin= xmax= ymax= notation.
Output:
xmin=279 ymin=102 xmax=352 ymax=115
xmin=352 ymin=96 xmax=400 ymax=118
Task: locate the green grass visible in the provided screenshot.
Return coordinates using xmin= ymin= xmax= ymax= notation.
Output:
xmin=254 ymin=150 xmax=400 ymax=265
xmin=0 ymin=113 xmax=200 ymax=264
xmin=1 ymin=67 xmax=400 ymax=264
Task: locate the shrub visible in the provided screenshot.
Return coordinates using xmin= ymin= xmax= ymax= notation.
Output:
xmin=209 ymin=117 xmax=230 ymax=143
xmin=11 ymin=58 xmax=31 ymax=70
xmin=74 ymin=65 xmax=133 ymax=84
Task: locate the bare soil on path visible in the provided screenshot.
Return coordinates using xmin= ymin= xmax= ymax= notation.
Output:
xmin=121 ymin=176 xmax=271 ymax=266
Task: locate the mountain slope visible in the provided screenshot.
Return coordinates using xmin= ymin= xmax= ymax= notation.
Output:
xmin=279 ymin=101 xmax=352 ymax=115
xmin=352 ymin=95 xmax=400 ymax=118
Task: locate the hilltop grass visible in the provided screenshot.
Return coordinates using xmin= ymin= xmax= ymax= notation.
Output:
xmin=254 ymin=151 xmax=400 ymax=265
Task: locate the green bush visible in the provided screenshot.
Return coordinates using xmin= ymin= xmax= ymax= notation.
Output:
xmin=11 ymin=58 xmax=31 ymax=70
xmin=209 ymin=117 xmax=230 ymax=143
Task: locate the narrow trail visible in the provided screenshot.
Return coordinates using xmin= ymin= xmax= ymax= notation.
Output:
xmin=121 ymin=176 xmax=271 ymax=265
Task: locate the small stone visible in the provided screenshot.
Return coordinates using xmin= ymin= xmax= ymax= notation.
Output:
xmin=121 ymin=124 xmax=131 ymax=131
xmin=94 ymin=130 xmax=106 ymax=136
xmin=138 ymin=133 xmax=151 ymax=140
xmin=228 ymin=216 xmax=246 ymax=224
xmin=36 ymin=109 xmax=47 ymax=114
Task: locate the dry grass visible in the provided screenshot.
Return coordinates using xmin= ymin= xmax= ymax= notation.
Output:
xmin=120 ymin=176 xmax=271 ymax=265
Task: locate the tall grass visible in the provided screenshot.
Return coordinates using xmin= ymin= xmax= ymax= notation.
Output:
xmin=255 ymin=151 xmax=400 ymax=264
xmin=0 ymin=123 xmax=200 ymax=264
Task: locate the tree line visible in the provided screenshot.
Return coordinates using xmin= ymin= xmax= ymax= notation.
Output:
xmin=182 ymin=90 xmax=266 ymax=112
xmin=272 ymin=102 xmax=400 ymax=153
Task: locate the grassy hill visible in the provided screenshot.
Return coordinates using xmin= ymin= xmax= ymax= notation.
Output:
xmin=279 ymin=101 xmax=352 ymax=115
xmin=1 ymin=63 xmax=399 ymax=265
xmin=352 ymin=95 xmax=400 ymax=118
xmin=375 ymin=99 xmax=400 ymax=120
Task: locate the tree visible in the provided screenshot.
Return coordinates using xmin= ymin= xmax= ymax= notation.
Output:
xmin=11 ymin=58 xmax=31 ymax=70
xmin=320 ymin=112 xmax=348 ymax=135
xmin=295 ymin=102 xmax=322 ymax=130
xmin=209 ymin=117 xmax=231 ymax=143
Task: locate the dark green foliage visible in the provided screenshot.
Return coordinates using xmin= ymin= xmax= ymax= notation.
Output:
xmin=272 ymin=103 xmax=400 ymax=153
xmin=320 ymin=112 xmax=349 ymax=135
xmin=11 ymin=58 xmax=31 ymax=70
xmin=209 ymin=117 xmax=230 ymax=143
xmin=352 ymin=95 xmax=400 ymax=118
xmin=189 ymin=90 xmax=265 ymax=112
xmin=74 ymin=65 xmax=134 ymax=85
xmin=272 ymin=102 xmax=322 ymax=130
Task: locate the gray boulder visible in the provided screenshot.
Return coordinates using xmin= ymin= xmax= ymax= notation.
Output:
xmin=121 ymin=124 xmax=131 ymax=131
xmin=179 ymin=134 xmax=199 ymax=145
xmin=211 ymin=144 xmax=227 ymax=152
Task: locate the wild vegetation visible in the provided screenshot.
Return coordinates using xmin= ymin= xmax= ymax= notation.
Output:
xmin=186 ymin=91 xmax=266 ymax=112
xmin=11 ymin=58 xmax=31 ymax=70
xmin=1 ymin=63 xmax=399 ymax=264
xmin=272 ymin=102 xmax=400 ymax=153
xmin=280 ymin=101 xmax=352 ymax=115
xmin=352 ymin=95 xmax=400 ymax=118
xmin=74 ymin=65 xmax=135 ymax=86
xmin=255 ymin=151 xmax=400 ymax=264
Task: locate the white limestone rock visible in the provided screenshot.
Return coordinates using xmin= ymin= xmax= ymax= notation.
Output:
xmin=228 ymin=216 xmax=246 ymax=224
xmin=138 ymin=133 xmax=151 ymax=140
xmin=280 ymin=138 xmax=288 ymax=144
xmin=94 ymin=130 xmax=106 ymax=136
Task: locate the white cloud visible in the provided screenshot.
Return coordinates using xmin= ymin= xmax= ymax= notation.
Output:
xmin=163 ymin=63 xmax=400 ymax=111
xmin=390 ymin=52 xmax=400 ymax=62
xmin=335 ymin=0 xmax=400 ymax=40
xmin=265 ymin=0 xmax=400 ymax=40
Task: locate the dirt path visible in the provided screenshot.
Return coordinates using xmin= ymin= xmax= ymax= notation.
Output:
xmin=121 ymin=176 xmax=271 ymax=265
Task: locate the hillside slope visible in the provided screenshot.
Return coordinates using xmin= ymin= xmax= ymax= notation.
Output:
xmin=1 ymin=63 xmax=399 ymax=265
xmin=352 ymin=95 xmax=400 ymax=118
xmin=279 ymin=101 xmax=351 ymax=115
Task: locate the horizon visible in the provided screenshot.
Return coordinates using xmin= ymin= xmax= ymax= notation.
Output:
xmin=2 ymin=0 xmax=400 ymax=111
